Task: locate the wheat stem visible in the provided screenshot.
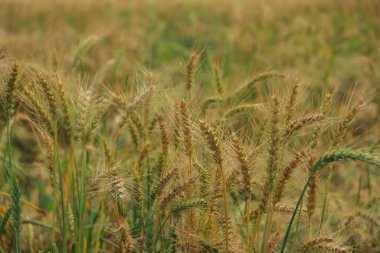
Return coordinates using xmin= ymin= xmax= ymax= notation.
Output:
xmin=281 ymin=149 xmax=380 ymax=253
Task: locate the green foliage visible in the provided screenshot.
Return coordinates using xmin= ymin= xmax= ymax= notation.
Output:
xmin=1 ymin=1 xmax=380 ymax=252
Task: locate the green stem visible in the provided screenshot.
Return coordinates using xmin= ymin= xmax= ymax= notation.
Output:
xmin=320 ymin=165 xmax=332 ymax=230
xmin=245 ymin=197 xmax=251 ymax=253
xmin=55 ymin=135 xmax=67 ymax=253
xmin=291 ymin=198 xmax=303 ymax=252
xmin=280 ymin=176 xmax=312 ymax=253
xmin=251 ymin=215 xmax=262 ymax=251
xmin=79 ymin=146 xmax=88 ymax=252
xmin=261 ymin=210 xmax=272 ymax=253
xmin=356 ymin=172 xmax=362 ymax=206
xmin=22 ymin=220 xmax=56 ymax=230
xmin=366 ymin=166 xmax=371 ymax=197
xmin=153 ymin=213 xmax=170 ymax=252
xmin=7 ymin=120 xmax=22 ymax=253
xmin=0 ymin=209 xmax=11 ymax=235
xmin=219 ymin=164 xmax=230 ymax=253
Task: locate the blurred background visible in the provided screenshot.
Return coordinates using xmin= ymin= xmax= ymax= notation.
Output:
xmin=1 ymin=0 xmax=379 ymax=93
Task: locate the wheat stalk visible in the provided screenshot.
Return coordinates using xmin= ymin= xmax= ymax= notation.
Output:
xmin=281 ymin=149 xmax=380 ymax=253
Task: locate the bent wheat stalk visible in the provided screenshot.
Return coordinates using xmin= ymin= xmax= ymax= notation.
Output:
xmin=280 ymin=149 xmax=380 ymax=253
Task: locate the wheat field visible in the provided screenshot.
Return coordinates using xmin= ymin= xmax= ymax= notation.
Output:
xmin=1 ymin=0 xmax=380 ymax=252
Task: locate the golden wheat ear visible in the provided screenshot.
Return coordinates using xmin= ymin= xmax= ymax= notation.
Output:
xmin=52 ymin=77 xmax=74 ymax=142
xmin=115 ymin=85 xmax=155 ymax=129
xmin=213 ymin=63 xmax=224 ymax=97
xmin=159 ymin=176 xmax=197 ymax=210
xmin=37 ymin=72 xmax=57 ymax=117
xmin=301 ymin=237 xmax=334 ymax=253
xmin=185 ymin=50 xmax=199 ymax=94
xmin=258 ymin=95 xmax=280 ymax=216
xmin=150 ymin=168 xmax=178 ymax=203
xmin=230 ymin=132 xmax=251 ymax=196
xmin=284 ymin=80 xmax=300 ymax=126
xmin=272 ymin=151 xmax=304 ymax=207
xmin=3 ymin=61 xmax=20 ymax=119
xmin=198 ymin=119 xmax=231 ymax=253
xmin=179 ymin=99 xmax=193 ymax=158
xmin=108 ymin=220 xmax=136 ymax=252
xmin=157 ymin=114 xmax=169 ymax=155
xmin=22 ymin=85 xmax=54 ymax=136
xmin=333 ymin=97 xmax=364 ymax=146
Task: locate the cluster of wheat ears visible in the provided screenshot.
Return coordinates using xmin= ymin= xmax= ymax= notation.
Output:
xmin=0 ymin=54 xmax=379 ymax=253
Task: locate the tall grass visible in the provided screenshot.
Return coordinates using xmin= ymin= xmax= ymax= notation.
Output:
xmin=1 ymin=56 xmax=379 ymax=252
xmin=1 ymin=1 xmax=380 ymax=252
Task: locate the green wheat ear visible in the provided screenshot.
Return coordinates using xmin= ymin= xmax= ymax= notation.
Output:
xmin=71 ymin=35 xmax=98 ymax=69
xmin=171 ymin=198 xmax=207 ymax=214
xmin=311 ymin=149 xmax=380 ymax=172
xmin=280 ymin=149 xmax=380 ymax=253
